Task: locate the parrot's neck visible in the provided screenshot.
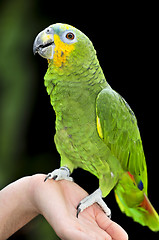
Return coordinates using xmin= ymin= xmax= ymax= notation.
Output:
xmin=44 ymin=58 xmax=108 ymax=125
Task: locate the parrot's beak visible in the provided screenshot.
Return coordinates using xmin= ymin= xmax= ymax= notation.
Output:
xmin=33 ymin=30 xmax=55 ymax=59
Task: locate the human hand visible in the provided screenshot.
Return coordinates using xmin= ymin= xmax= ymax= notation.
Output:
xmin=31 ymin=174 xmax=128 ymax=240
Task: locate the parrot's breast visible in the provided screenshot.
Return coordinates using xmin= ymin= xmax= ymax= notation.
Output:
xmin=51 ymin=82 xmax=122 ymax=182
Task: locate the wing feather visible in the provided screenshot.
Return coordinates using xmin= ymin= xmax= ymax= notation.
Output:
xmin=96 ymin=86 xmax=147 ymax=192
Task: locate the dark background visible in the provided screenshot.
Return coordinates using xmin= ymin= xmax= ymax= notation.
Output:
xmin=0 ymin=0 xmax=158 ymax=239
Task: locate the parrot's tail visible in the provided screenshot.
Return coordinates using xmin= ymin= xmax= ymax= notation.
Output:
xmin=114 ymin=172 xmax=159 ymax=231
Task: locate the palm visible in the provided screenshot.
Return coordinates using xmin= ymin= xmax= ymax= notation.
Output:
xmin=50 ymin=180 xmax=127 ymax=240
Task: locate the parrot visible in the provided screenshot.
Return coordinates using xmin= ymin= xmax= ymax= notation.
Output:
xmin=33 ymin=23 xmax=159 ymax=231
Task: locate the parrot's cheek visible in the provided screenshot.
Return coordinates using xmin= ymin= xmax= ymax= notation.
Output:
xmin=38 ymin=44 xmax=55 ymax=59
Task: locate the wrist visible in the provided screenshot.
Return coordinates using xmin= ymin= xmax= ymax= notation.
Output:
xmin=28 ymin=174 xmax=47 ymax=215
xmin=0 ymin=175 xmax=44 ymax=239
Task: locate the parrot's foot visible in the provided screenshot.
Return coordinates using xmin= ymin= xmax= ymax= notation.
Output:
xmin=44 ymin=166 xmax=73 ymax=182
xmin=76 ymin=188 xmax=111 ymax=218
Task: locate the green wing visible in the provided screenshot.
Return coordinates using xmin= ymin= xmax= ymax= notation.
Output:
xmin=96 ymin=86 xmax=147 ymax=193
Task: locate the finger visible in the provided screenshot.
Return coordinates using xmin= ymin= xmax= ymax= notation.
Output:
xmin=96 ymin=211 xmax=128 ymax=240
xmin=78 ymin=209 xmax=113 ymax=240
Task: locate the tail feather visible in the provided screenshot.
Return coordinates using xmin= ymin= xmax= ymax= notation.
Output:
xmin=114 ymin=172 xmax=159 ymax=231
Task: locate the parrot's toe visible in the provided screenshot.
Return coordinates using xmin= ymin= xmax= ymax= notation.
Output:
xmin=76 ymin=188 xmax=111 ymax=218
xmin=44 ymin=166 xmax=73 ymax=182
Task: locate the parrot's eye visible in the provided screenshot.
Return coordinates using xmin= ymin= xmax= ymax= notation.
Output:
xmin=62 ymin=31 xmax=77 ymax=44
xmin=66 ymin=32 xmax=75 ymax=40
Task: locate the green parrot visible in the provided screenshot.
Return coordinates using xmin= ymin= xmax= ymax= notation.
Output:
xmin=33 ymin=23 xmax=159 ymax=231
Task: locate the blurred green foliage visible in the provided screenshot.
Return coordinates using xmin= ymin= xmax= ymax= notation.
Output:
xmin=0 ymin=0 xmax=59 ymax=239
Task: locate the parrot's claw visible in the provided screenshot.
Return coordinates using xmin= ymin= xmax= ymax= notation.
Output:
xmin=44 ymin=166 xmax=73 ymax=182
xmin=76 ymin=188 xmax=111 ymax=218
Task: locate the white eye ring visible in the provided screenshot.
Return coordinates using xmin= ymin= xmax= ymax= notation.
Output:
xmin=61 ymin=30 xmax=77 ymax=44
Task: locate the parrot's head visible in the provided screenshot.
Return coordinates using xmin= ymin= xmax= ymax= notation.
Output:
xmin=33 ymin=23 xmax=96 ymax=69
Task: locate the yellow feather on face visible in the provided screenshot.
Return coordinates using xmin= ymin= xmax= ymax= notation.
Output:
xmin=53 ymin=34 xmax=75 ymax=68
